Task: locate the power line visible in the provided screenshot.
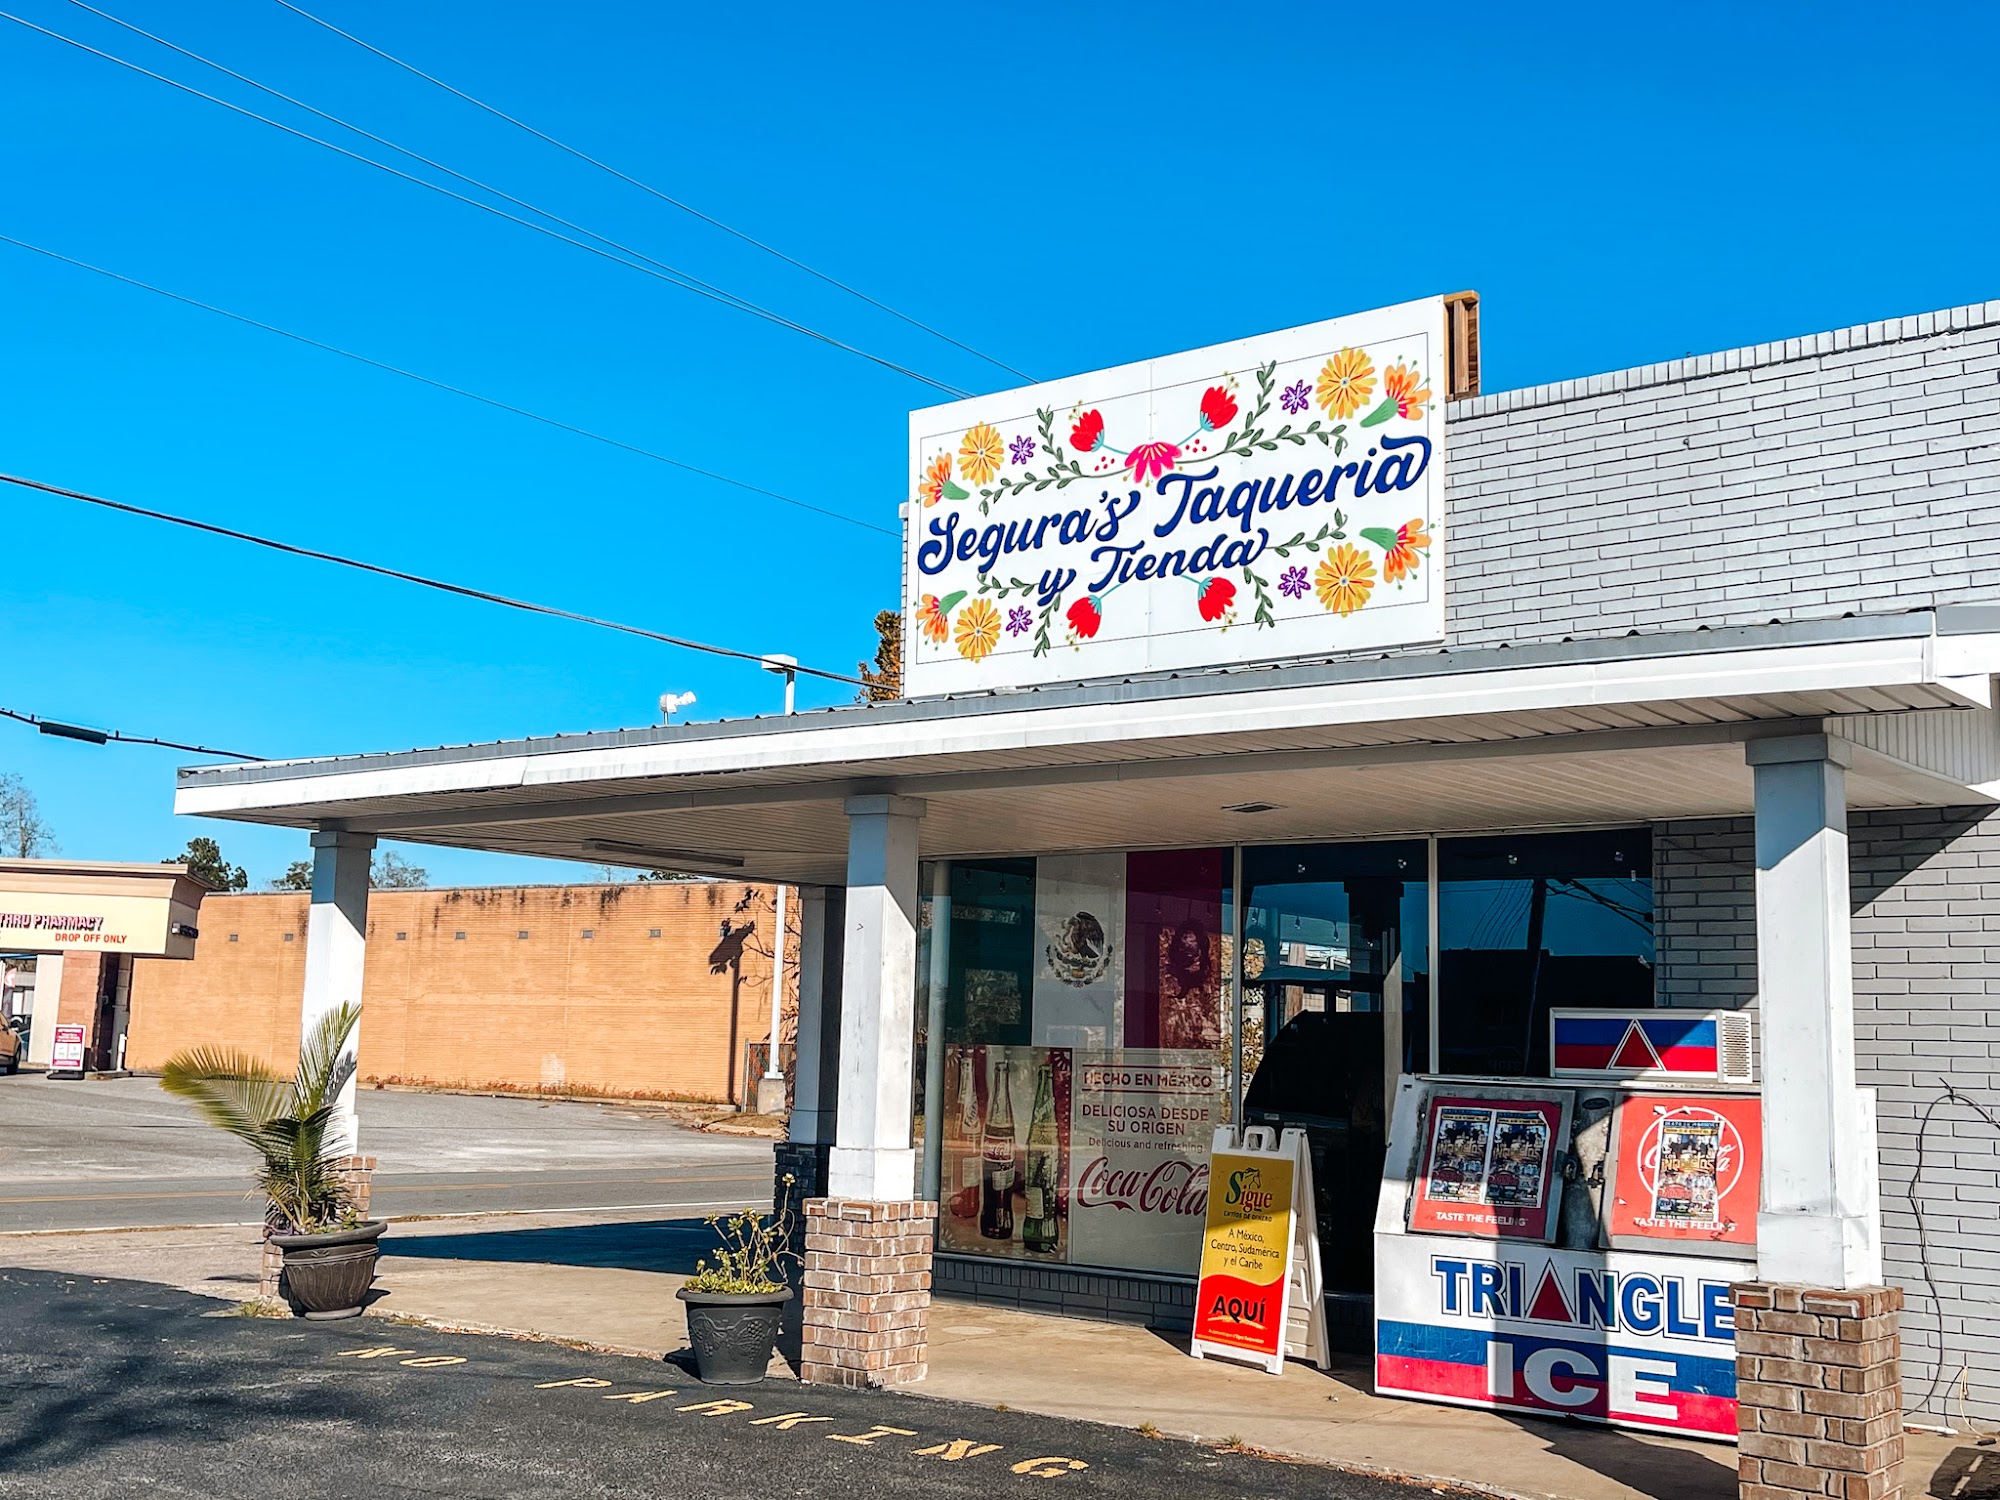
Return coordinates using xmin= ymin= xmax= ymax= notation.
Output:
xmin=0 ymin=233 xmax=896 ymax=539
xmin=269 ymin=0 xmax=1035 ymax=386
xmin=0 ymin=471 xmax=870 ymax=688
xmin=3 ymin=8 xmax=971 ymax=399
xmin=63 ymin=0 xmax=966 ymax=407
xmin=0 ymin=705 xmax=259 ymax=760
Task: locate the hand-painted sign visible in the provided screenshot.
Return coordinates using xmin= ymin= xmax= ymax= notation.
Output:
xmin=904 ymin=298 xmax=1447 ymax=695
xmin=50 ymin=1022 xmax=86 ymax=1073
xmin=1374 ymin=1240 xmax=1742 ymax=1439
xmin=1604 ymin=1093 xmax=1761 ymax=1257
xmin=1408 ymin=1093 xmax=1567 ymax=1242
xmin=1191 ymin=1148 xmax=1296 ymax=1370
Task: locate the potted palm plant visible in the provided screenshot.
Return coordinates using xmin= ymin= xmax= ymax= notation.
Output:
xmin=160 ymin=1002 xmax=384 ymax=1319
xmin=676 ymin=1186 xmax=796 ymax=1384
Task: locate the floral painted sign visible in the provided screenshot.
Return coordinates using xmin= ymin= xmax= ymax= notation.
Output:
xmin=903 ymin=297 xmax=1446 ymax=695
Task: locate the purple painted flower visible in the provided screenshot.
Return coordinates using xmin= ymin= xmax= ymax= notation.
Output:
xmin=1008 ymin=434 xmax=1036 ymax=465
xmin=1006 ymin=605 xmax=1033 ymax=636
xmin=1278 ymin=564 xmax=1310 ymax=599
xmin=1280 ymin=380 xmax=1311 ymax=415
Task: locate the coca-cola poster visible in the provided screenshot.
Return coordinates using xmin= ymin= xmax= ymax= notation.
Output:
xmin=937 ymin=1044 xmax=1072 ymax=1262
xmin=1068 ymin=1049 xmax=1218 ymax=1276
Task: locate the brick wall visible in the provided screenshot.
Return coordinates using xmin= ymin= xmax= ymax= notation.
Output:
xmin=1440 ymin=302 xmax=2000 ymax=652
xmin=123 ymin=882 xmax=788 ymax=1104
xmin=1655 ymin=806 xmax=2000 ymax=1424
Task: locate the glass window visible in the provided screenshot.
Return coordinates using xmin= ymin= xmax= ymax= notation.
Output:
xmin=926 ymin=849 xmax=1229 ymax=1278
xmin=1437 ymin=829 xmax=1654 ymax=1078
xmin=1238 ymin=840 xmax=1429 ymax=1295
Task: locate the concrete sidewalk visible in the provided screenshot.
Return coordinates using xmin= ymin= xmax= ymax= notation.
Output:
xmin=0 ymin=1213 xmax=1973 ymax=1500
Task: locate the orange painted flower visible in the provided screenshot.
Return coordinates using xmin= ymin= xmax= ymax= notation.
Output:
xmin=958 ymin=422 xmax=1005 ymax=487
xmin=918 ymin=453 xmax=954 ymax=508
xmin=918 ymin=593 xmax=950 ymax=644
xmin=1382 ymin=361 xmax=1431 ymax=421
xmin=1315 ymin=347 xmax=1376 ymax=420
xmin=1313 ymin=542 xmax=1375 ymax=616
xmin=954 ymin=596 xmax=1002 ymax=662
xmin=1382 ymin=518 xmax=1432 ymax=583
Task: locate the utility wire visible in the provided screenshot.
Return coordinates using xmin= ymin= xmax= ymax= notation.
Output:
xmin=0 ymin=233 xmax=895 ymax=539
xmin=3 ymin=8 xmax=971 ymax=398
xmin=62 ymin=0 xmax=965 ymax=405
xmin=0 ymin=471 xmax=870 ymax=688
xmin=0 ymin=705 xmax=259 ymax=760
xmin=269 ymin=0 xmax=1034 ymax=385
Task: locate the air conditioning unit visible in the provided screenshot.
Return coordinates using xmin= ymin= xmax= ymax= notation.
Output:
xmin=1549 ymin=1007 xmax=1753 ymax=1085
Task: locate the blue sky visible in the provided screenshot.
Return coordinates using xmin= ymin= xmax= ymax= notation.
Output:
xmin=3 ymin=1 xmax=1995 ymax=888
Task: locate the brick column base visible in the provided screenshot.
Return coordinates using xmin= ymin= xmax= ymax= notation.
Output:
xmin=799 ymin=1198 xmax=936 ymax=1389
xmin=1733 ymin=1283 xmax=1904 ymax=1500
xmin=336 ymin=1155 xmax=379 ymax=1220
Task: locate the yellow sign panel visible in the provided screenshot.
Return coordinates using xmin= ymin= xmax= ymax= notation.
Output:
xmin=1191 ymin=1151 xmax=1295 ymax=1359
xmin=0 ymin=861 xmax=208 ymax=960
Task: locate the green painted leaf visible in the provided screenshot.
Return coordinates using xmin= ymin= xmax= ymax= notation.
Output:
xmin=1360 ymin=395 xmax=1397 ymax=428
xmin=1359 ymin=527 xmax=1398 ymax=550
xmin=939 ymin=591 xmax=967 ymax=614
xmin=942 ymin=479 xmax=970 ymax=501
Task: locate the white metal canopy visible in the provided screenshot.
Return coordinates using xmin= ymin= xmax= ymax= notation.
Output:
xmin=176 ymin=612 xmax=2000 ymax=884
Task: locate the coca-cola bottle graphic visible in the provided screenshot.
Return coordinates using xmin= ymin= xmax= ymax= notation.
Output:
xmin=948 ymin=1051 xmax=982 ymax=1219
xmin=979 ymin=1057 xmax=1017 ymax=1241
xmin=1021 ymin=1060 xmax=1062 ymax=1255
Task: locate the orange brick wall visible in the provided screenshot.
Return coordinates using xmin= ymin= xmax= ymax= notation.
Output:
xmin=123 ymin=882 xmax=790 ymax=1104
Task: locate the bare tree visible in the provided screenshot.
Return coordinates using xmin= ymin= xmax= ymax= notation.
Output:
xmin=370 ymin=850 xmax=429 ymax=890
xmin=856 ymin=608 xmax=901 ymax=702
xmin=0 ymin=775 xmax=56 ymax=859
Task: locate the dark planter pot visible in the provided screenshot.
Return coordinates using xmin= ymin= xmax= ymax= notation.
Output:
xmin=676 ymin=1285 xmax=791 ymax=1384
xmin=272 ymin=1220 xmax=386 ymax=1320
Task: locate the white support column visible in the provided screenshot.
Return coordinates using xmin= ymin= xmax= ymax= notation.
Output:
xmin=1748 ymin=735 xmax=1882 ymax=1288
xmin=302 ymin=829 xmax=374 ymax=1156
xmin=827 ymin=795 xmax=925 ymax=1201
xmin=788 ymin=885 xmax=835 ymax=1147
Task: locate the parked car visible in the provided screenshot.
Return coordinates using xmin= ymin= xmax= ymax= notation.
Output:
xmin=0 ymin=1015 xmax=24 ymax=1074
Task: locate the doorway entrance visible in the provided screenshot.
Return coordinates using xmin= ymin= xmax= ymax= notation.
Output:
xmin=1238 ymin=840 xmax=1429 ymax=1297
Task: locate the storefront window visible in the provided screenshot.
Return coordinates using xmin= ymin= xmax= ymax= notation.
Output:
xmin=1436 ymin=829 xmax=1654 ymax=1078
xmin=1238 ymin=840 xmax=1429 ymax=1295
xmin=927 ymin=849 xmax=1230 ymax=1276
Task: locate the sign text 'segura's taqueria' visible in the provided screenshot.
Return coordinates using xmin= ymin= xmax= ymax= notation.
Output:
xmin=904 ymin=297 xmax=1445 ymax=696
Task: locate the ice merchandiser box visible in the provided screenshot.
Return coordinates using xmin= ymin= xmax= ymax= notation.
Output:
xmin=1372 ymin=1008 xmax=1760 ymax=1441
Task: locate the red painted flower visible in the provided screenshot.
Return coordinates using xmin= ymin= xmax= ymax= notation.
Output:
xmin=1066 ymin=595 xmax=1103 ymax=639
xmin=1070 ymin=409 xmax=1106 ymax=453
xmin=1125 ymin=440 xmax=1182 ymax=484
xmin=1196 ymin=576 xmax=1236 ymax=622
xmin=1198 ymin=386 xmax=1238 ymax=431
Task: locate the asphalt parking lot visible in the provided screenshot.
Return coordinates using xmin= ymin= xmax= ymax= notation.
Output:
xmin=0 ymin=1076 xmax=773 ymax=1231
xmin=0 ymin=1269 xmax=1449 ymax=1499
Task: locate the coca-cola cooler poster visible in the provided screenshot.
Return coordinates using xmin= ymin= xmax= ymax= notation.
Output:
xmin=938 ymin=1044 xmax=1072 ymax=1262
xmin=1032 ymin=852 xmax=1126 ymax=1050
xmin=1603 ymin=1092 xmax=1760 ymax=1258
xmin=1123 ymin=849 xmax=1227 ymax=1051
xmin=1067 ymin=1050 xmax=1218 ymax=1276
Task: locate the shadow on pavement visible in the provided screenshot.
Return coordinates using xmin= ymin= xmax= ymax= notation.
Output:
xmin=382 ymin=1217 xmax=712 ymax=1274
xmin=1929 ymin=1444 xmax=2000 ymax=1498
xmin=1506 ymin=1416 xmax=1734 ymax=1500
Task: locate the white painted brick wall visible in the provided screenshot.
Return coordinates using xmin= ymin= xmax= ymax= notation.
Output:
xmin=1442 ymin=303 xmax=2000 ymax=649
xmin=1654 ymin=807 xmax=2000 ymax=1424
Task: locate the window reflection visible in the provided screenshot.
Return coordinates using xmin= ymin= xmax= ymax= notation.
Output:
xmin=1436 ymin=829 xmax=1654 ymax=1077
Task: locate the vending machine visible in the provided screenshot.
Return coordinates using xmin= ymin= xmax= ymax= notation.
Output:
xmin=1371 ymin=1009 xmax=1759 ymax=1441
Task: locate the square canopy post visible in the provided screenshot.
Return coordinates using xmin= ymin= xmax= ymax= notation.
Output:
xmin=1733 ymin=735 xmax=1902 ymax=1500
xmin=799 ymin=795 xmax=934 ymax=1389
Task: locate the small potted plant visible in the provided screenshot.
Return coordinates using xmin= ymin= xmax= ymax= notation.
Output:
xmin=160 ymin=1002 xmax=385 ymax=1319
xmin=676 ymin=1185 xmax=795 ymax=1384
